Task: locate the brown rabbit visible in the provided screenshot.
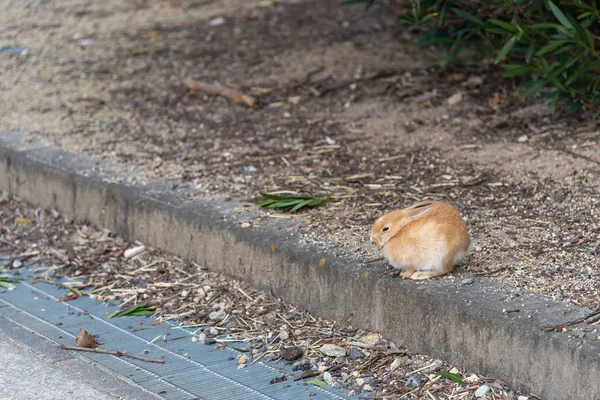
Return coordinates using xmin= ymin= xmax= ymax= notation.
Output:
xmin=370 ymin=201 xmax=472 ymax=280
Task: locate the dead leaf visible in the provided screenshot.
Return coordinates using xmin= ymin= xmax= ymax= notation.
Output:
xmin=362 ymin=272 xmax=369 ymax=279
xmin=360 ymin=332 xmax=381 ymax=345
xmin=489 ymin=93 xmax=506 ymax=108
xmin=452 ymin=73 xmax=467 ymax=82
xmin=145 ymin=30 xmax=161 ymax=38
xmin=237 ymin=354 xmax=248 ymax=365
xmin=150 ymin=321 xmax=162 ymax=326
xmin=59 ymin=292 xmax=79 ymax=302
xmin=270 ymin=375 xmax=287 ymax=384
xmin=14 ymin=217 xmax=33 ymax=224
xmin=319 ymin=258 xmax=326 ymax=267
xmin=280 ymin=345 xmax=302 ymax=361
xmin=517 ymin=135 xmax=529 ymax=143
xmin=75 ymin=328 xmax=97 ymax=349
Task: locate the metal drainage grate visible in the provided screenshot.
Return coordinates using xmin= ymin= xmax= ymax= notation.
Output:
xmin=0 ymin=259 xmax=349 ymax=400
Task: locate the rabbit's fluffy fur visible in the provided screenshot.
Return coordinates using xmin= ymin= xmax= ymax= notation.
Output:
xmin=370 ymin=201 xmax=471 ymax=280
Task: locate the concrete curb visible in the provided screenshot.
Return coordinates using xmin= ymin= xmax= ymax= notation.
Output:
xmin=1 ymin=131 xmax=598 ymax=399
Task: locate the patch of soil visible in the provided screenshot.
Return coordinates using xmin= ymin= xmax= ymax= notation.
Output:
xmin=0 ymin=0 xmax=598 ymax=309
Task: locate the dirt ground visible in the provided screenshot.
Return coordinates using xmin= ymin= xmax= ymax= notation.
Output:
xmin=0 ymin=193 xmax=530 ymax=399
xmin=0 ymin=0 xmax=599 ymax=311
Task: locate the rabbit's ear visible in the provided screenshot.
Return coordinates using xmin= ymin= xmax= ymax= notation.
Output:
xmin=405 ymin=202 xmax=434 ymax=220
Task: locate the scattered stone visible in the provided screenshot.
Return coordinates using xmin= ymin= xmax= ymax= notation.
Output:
xmin=123 ymin=245 xmax=145 ymax=259
xmin=389 ymin=357 xmax=402 ymax=372
xmin=209 ymin=310 xmax=226 ymax=320
xmin=447 ymin=93 xmax=463 ymax=105
xmin=320 ymin=344 xmax=345 ymax=358
xmin=461 ymin=278 xmax=474 ymax=286
xmin=406 ymin=375 xmax=422 ymax=388
xmin=323 ymin=372 xmax=334 ymax=385
xmin=355 ymin=378 xmax=365 ymax=387
xmin=204 ymin=338 xmax=216 ymax=345
xmin=362 ymin=384 xmax=373 ymax=392
xmin=517 ymin=135 xmax=528 ymax=143
xmin=517 ymin=396 xmax=529 ymax=400
xmin=278 ymin=331 xmax=289 ymax=341
xmin=475 ymin=385 xmax=491 ymax=397
xmin=348 ymin=346 xmax=365 ymax=360
xmin=208 ymin=327 xmax=219 ymax=336
xmin=12 ymin=259 xmax=22 ymax=268
xmin=462 ymin=75 xmax=484 ymax=87
xmin=209 ymin=17 xmax=225 ymax=26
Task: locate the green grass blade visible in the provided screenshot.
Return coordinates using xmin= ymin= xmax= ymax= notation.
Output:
xmin=488 ymin=18 xmax=518 ymax=33
xmin=436 ymin=371 xmax=466 ymax=385
xmin=452 ymin=8 xmax=483 ymax=26
xmin=107 ymin=304 xmax=154 ymax=319
xmin=495 ymin=35 xmax=518 ymax=63
xmin=290 ymin=199 xmax=313 ymax=212
xmin=548 ymin=0 xmax=574 ymax=30
xmin=0 ymin=281 xmax=16 ymax=289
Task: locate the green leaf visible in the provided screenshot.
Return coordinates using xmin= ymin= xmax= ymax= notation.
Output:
xmin=525 ymin=42 xmax=535 ymax=63
xmin=488 ymin=18 xmax=518 ymax=33
xmin=529 ymin=22 xmax=564 ymax=30
xmin=436 ymin=371 xmax=466 ymax=385
xmin=519 ymin=79 xmax=550 ymax=99
xmin=548 ymin=1 xmax=574 ymax=30
xmin=107 ymin=303 xmax=155 ymax=319
xmin=503 ymin=64 xmax=537 ymax=77
xmin=290 ymin=199 xmax=313 ymax=212
xmin=338 ymin=0 xmax=378 ymax=10
xmin=255 ymin=193 xmax=338 ymax=213
xmin=536 ymin=40 xmax=572 ymax=55
xmin=0 ymin=281 xmax=16 ymax=289
xmin=495 ymin=36 xmax=518 ymax=64
xmin=451 ymin=8 xmax=483 ymax=26
xmin=306 ymin=379 xmax=328 ymax=387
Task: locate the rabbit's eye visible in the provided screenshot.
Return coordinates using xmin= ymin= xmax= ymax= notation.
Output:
xmin=382 ymin=227 xmax=390 ymax=232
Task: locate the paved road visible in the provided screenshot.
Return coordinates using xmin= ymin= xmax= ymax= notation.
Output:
xmin=0 ymin=331 xmax=120 ymax=400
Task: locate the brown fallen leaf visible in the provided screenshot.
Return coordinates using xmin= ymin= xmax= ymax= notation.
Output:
xmin=270 ymin=375 xmax=287 ymax=384
xmin=183 ymin=78 xmax=258 ymax=108
xmin=150 ymin=321 xmax=162 ymax=326
xmin=279 ymin=345 xmax=302 ymax=361
xmin=59 ymin=292 xmax=79 ymax=302
xmin=75 ymin=328 xmax=97 ymax=349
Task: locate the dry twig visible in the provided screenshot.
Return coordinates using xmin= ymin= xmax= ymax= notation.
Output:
xmin=59 ymin=344 xmax=165 ymax=363
xmin=183 ymin=78 xmax=258 ymax=108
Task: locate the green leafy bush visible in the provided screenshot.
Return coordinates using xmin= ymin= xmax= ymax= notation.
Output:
xmin=343 ymin=0 xmax=600 ymax=113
